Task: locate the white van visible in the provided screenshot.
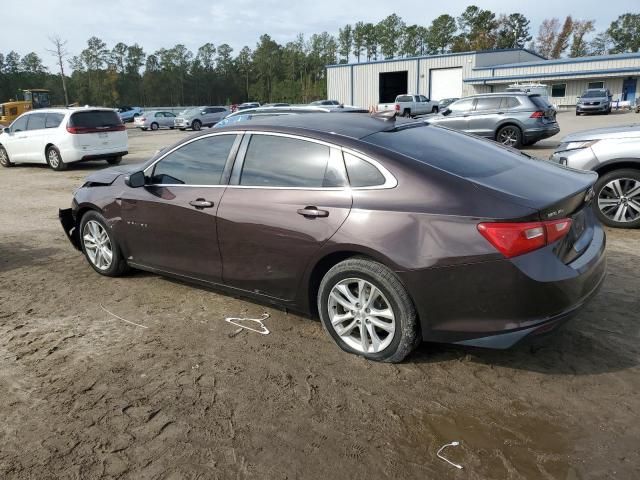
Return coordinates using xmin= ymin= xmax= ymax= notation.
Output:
xmin=0 ymin=108 xmax=128 ymax=171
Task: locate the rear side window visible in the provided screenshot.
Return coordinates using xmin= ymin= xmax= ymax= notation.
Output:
xmin=69 ymin=110 xmax=122 ymax=128
xmin=474 ymin=97 xmax=503 ymax=111
xmin=396 ymin=96 xmax=413 ymax=102
xmin=27 ymin=113 xmax=46 ymax=130
xmin=364 ymin=124 xmax=526 ymax=179
xmin=529 ymin=95 xmax=552 ymax=109
xmin=151 ymin=134 xmax=237 ymax=185
xmin=344 ymin=153 xmax=386 ymax=187
xmin=240 ymin=135 xmax=336 ymax=188
xmin=502 ymin=97 xmax=520 ymax=109
xmin=45 ymin=113 xmax=64 ymax=128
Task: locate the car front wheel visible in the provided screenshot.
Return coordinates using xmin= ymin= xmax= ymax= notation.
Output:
xmin=192 ymin=120 xmax=202 ymax=131
xmin=80 ymin=211 xmax=129 ymax=276
xmin=0 ymin=145 xmax=14 ymax=167
xmin=594 ymin=169 xmax=640 ymax=228
xmin=318 ymin=257 xmax=418 ymax=363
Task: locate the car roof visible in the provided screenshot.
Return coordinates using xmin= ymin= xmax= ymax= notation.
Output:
xmin=21 ymin=107 xmax=117 ymax=115
xmin=468 ymin=92 xmax=530 ymax=97
xmin=215 ymin=112 xmax=417 ymax=140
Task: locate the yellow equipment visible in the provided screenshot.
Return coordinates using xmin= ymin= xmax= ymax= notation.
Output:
xmin=0 ymin=89 xmax=51 ymax=126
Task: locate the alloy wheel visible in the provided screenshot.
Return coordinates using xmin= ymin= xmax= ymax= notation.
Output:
xmin=83 ymin=220 xmax=113 ymax=270
xmin=327 ymin=278 xmax=396 ymax=353
xmin=498 ymin=127 xmax=519 ymax=146
xmin=47 ymin=149 xmax=61 ymax=168
xmin=598 ymin=178 xmax=640 ymax=224
xmin=0 ymin=147 xmax=9 ymax=166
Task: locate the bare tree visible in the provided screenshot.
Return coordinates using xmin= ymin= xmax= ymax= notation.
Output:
xmin=551 ymin=16 xmax=574 ymax=59
xmin=47 ymin=35 xmax=70 ymax=105
xmin=535 ymin=18 xmax=560 ymax=58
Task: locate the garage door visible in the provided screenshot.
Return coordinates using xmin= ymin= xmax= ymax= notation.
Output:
xmin=429 ymin=68 xmax=463 ymax=101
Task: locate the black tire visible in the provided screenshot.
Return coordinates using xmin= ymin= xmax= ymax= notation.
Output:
xmin=402 ymin=109 xmax=411 ymax=118
xmin=0 ymin=145 xmax=14 ymax=167
xmin=192 ymin=120 xmax=202 ymax=131
xmin=593 ymin=169 xmax=640 ymax=229
xmin=318 ymin=257 xmax=418 ymax=363
xmin=575 ymin=111 xmax=580 ymax=116
xmin=141 ymin=127 xmax=148 ymax=131
xmin=169 ymin=126 xmax=175 ymax=129
xmin=46 ymin=145 xmax=67 ymax=171
xmin=79 ymin=210 xmax=129 ymax=276
xmin=431 ymin=106 xmax=439 ymax=113
xmin=107 ymin=156 xmax=122 ymax=165
xmin=179 ymin=128 xmax=186 ymax=131
xmin=496 ymin=125 xmax=522 ymax=149
xmin=150 ymin=122 xmax=159 ymax=131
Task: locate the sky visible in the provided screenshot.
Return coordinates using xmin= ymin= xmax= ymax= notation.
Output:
xmin=2 ymin=0 xmax=636 ymax=70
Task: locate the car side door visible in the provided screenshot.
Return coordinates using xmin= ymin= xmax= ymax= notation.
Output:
xmin=201 ymin=107 xmax=216 ymax=126
xmin=117 ymin=133 xmax=241 ymax=283
xmin=161 ymin=112 xmax=176 ymax=128
xmin=466 ymin=96 xmax=504 ymax=138
xmin=216 ymin=133 xmax=352 ymax=301
xmin=4 ymin=114 xmax=31 ymax=162
xmin=431 ymin=97 xmax=475 ymax=131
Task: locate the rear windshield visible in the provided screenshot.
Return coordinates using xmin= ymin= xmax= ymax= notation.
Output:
xmin=529 ymin=95 xmax=552 ymax=109
xmin=396 ymin=95 xmax=413 ymax=102
xmin=364 ymin=124 xmax=527 ymax=179
xmin=69 ymin=110 xmax=122 ymax=128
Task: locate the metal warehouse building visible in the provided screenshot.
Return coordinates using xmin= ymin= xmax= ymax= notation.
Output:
xmin=327 ymin=48 xmax=640 ymax=108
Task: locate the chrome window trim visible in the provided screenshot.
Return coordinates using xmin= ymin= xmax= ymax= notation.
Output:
xmin=340 ymin=147 xmax=398 ymax=190
xmin=142 ymin=131 xmax=243 ymax=187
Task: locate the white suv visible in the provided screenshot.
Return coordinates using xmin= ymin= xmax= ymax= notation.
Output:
xmin=0 ymin=108 xmax=128 ymax=171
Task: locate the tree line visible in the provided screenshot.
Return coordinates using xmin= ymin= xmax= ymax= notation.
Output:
xmin=0 ymin=8 xmax=638 ymax=108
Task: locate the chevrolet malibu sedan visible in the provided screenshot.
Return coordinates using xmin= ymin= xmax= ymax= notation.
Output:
xmin=59 ymin=114 xmax=606 ymax=362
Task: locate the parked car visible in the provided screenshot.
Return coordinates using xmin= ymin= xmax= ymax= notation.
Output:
xmin=263 ymin=103 xmax=290 ymax=107
xmin=378 ymin=94 xmax=439 ymax=117
xmin=438 ymin=98 xmax=459 ymax=109
xmin=215 ymin=105 xmax=368 ymax=128
xmin=550 ymin=124 xmax=640 ymax=228
xmin=117 ymin=106 xmax=143 ymax=123
xmin=0 ymin=108 xmax=127 ymax=171
xmin=59 ymin=113 xmax=605 ymax=362
xmin=635 ymin=97 xmax=640 ymax=113
xmin=235 ymin=102 xmax=261 ymax=111
xmin=134 ymin=110 xmax=177 ymax=131
xmin=174 ymin=106 xmax=228 ymax=131
xmin=576 ymin=89 xmax=612 ymax=115
xmin=424 ymin=93 xmax=559 ymax=148
xmin=311 ymin=100 xmax=341 ymax=106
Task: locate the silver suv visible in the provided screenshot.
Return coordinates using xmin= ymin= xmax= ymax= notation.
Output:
xmin=174 ymin=106 xmax=228 ymax=131
xmin=550 ymin=125 xmax=640 ymax=228
xmin=576 ymin=89 xmax=612 ymax=115
xmin=424 ymin=93 xmax=559 ymax=148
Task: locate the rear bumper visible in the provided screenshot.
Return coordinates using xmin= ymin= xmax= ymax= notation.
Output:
xmin=81 ymin=150 xmax=128 ymax=161
xmin=399 ymin=222 xmax=607 ymax=348
xmin=523 ymin=124 xmax=560 ymax=143
xmin=59 ymin=208 xmax=81 ymax=251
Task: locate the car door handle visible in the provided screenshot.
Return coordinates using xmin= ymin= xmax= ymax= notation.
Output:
xmin=189 ymin=198 xmax=214 ymax=209
xmin=497 ymin=111 xmax=505 ymax=115
xmin=17 ymin=136 xmax=27 ymax=139
xmin=297 ymin=207 xmax=329 ymax=218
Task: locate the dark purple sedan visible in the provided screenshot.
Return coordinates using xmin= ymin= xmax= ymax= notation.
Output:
xmin=60 ymin=113 xmax=606 ymax=362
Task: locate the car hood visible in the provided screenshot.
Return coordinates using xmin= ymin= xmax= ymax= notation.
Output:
xmin=561 ymin=124 xmax=640 ymax=142
xmin=84 ymin=164 xmax=143 ymax=185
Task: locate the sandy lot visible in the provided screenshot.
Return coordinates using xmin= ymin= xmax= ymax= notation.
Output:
xmin=1 ymin=112 xmax=639 ymax=479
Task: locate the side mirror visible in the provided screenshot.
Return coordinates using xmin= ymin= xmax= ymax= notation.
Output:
xmin=125 ymin=171 xmax=146 ymax=188
xmin=2 ymin=127 xmax=10 ymax=134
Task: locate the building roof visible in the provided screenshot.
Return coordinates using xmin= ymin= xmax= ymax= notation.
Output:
xmin=472 ymin=51 xmax=640 ymax=70
xmin=326 ymin=48 xmax=545 ymax=69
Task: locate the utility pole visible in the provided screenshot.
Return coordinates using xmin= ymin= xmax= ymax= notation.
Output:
xmin=47 ymin=35 xmax=70 ymax=106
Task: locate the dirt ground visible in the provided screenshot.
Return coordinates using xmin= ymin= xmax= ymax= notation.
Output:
xmin=1 ymin=111 xmax=639 ymax=479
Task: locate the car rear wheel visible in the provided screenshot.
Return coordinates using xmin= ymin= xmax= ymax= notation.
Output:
xmin=107 ymin=156 xmax=122 ymax=165
xmin=150 ymin=122 xmax=159 ymax=131
xmin=318 ymin=257 xmax=418 ymax=363
xmin=402 ymin=109 xmax=411 ymax=118
xmin=594 ymin=169 xmax=640 ymax=228
xmin=0 ymin=145 xmax=14 ymax=167
xmin=496 ymin=125 xmax=522 ymax=149
xmin=46 ymin=146 xmax=67 ymax=171
xmin=192 ymin=120 xmax=202 ymax=131
xmin=80 ymin=211 xmax=129 ymax=276
xmin=431 ymin=106 xmax=438 ymax=113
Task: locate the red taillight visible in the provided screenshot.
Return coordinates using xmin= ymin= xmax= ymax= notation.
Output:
xmin=395 ymin=104 xmax=400 ymax=111
xmin=477 ymin=218 xmax=572 ymax=258
xmin=66 ymin=124 xmax=125 ymax=134
xmin=530 ymin=111 xmax=544 ymax=118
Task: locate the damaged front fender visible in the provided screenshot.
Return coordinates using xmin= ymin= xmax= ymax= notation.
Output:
xmin=59 ymin=208 xmax=82 ymax=251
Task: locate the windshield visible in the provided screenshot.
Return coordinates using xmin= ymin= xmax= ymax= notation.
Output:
xmin=184 ymin=108 xmax=201 ymax=116
xmin=582 ymin=90 xmax=607 ymax=98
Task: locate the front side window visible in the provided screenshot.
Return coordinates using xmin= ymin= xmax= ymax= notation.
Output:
xmin=27 ymin=113 xmax=46 ymax=130
xmin=11 ymin=115 xmax=28 ymax=132
xmin=448 ymin=98 xmax=475 ymax=113
xmin=240 ymin=135 xmax=337 ymax=188
xmin=45 ymin=113 xmax=64 ymax=128
xmin=551 ymin=84 xmax=566 ymax=98
xmin=164 ymin=112 xmax=176 ymax=118
xmin=150 ymin=134 xmax=237 ymax=185
xmin=344 ymin=152 xmax=386 ymax=188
